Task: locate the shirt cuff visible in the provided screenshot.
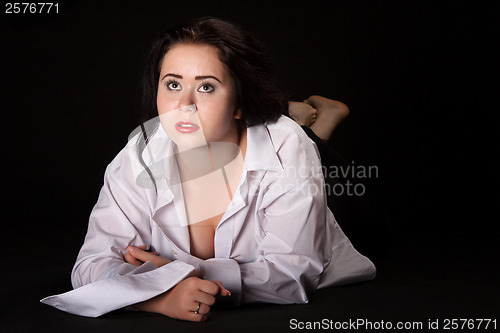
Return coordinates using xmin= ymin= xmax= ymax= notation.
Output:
xmin=200 ymin=258 xmax=241 ymax=305
xmin=41 ymin=260 xmax=195 ymax=317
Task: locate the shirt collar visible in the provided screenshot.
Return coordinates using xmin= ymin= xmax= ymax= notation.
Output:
xmin=148 ymin=121 xmax=283 ymax=212
xmin=148 ymin=121 xmax=284 ymax=174
xmin=245 ymin=123 xmax=283 ymax=172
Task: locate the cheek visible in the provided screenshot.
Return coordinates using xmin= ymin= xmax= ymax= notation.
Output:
xmin=156 ymin=93 xmax=175 ymax=115
xmin=199 ymin=100 xmax=234 ymax=128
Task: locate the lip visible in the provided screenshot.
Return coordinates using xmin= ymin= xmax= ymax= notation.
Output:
xmin=175 ymin=121 xmax=200 ymax=133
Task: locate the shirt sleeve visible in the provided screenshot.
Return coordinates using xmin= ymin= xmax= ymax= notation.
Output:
xmin=200 ymin=172 xmax=329 ymax=305
xmin=42 ymin=145 xmax=196 ymax=317
xmin=41 ymin=260 xmax=196 ymax=317
xmin=71 ymin=147 xmax=157 ymax=287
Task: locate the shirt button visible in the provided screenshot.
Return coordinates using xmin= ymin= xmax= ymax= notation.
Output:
xmin=172 ymin=249 xmax=177 ymax=255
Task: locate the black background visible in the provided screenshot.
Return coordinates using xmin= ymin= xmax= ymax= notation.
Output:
xmin=2 ymin=0 xmax=498 ymax=331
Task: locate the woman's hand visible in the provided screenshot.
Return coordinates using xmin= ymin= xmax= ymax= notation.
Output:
xmin=124 ymin=245 xmax=231 ymax=321
xmin=123 ymin=245 xmax=172 ymax=267
xmin=134 ymin=276 xmax=231 ymax=321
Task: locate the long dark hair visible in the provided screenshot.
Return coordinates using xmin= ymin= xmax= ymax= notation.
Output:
xmin=137 ymin=17 xmax=289 ymax=191
xmin=141 ymin=17 xmax=288 ymax=126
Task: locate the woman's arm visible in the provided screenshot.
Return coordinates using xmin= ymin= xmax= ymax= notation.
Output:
xmin=133 ymin=275 xmax=230 ymax=321
xmin=124 ymin=245 xmax=231 ymax=321
xmin=42 ymin=142 xmax=203 ymax=318
xmin=70 ymin=150 xmax=157 ymax=287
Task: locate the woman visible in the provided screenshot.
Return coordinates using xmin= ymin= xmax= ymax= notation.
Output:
xmin=41 ymin=17 xmax=375 ymax=321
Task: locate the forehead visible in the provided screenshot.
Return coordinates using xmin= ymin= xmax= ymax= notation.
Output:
xmin=159 ymin=44 xmax=228 ymax=77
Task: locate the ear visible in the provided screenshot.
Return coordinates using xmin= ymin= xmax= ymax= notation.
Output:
xmin=233 ymin=108 xmax=242 ymax=120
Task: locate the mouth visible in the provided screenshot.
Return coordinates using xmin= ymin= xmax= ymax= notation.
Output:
xmin=175 ymin=121 xmax=200 ymax=133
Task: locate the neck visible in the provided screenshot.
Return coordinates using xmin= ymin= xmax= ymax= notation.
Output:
xmin=175 ymin=125 xmax=247 ymax=181
xmin=237 ymin=126 xmax=247 ymax=160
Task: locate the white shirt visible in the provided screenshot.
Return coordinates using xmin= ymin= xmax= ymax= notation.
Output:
xmin=41 ymin=116 xmax=376 ymax=317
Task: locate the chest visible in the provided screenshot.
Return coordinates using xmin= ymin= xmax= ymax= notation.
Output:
xmin=150 ymin=172 xmax=264 ymax=264
xmin=187 ymin=212 xmax=223 ymax=259
xmin=179 ymin=158 xmax=244 ymax=259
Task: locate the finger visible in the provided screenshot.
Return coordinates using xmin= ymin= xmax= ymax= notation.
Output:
xmin=124 ymin=245 xmax=147 ymax=259
xmin=198 ymin=303 xmax=211 ymax=315
xmin=127 ymin=246 xmax=156 ymax=262
xmin=197 ymin=279 xmax=221 ymax=296
xmin=194 ymin=290 xmax=216 ymax=306
xmin=197 ymin=279 xmax=231 ymax=297
xmin=192 ymin=301 xmax=211 ymax=315
xmin=126 ymin=245 xmax=147 ymax=253
xmin=127 ymin=246 xmax=171 ymax=267
xmin=131 ymin=246 xmax=160 ymax=257
xmin=191 ymin=269 xmax=202 ymax=278
xmin=123 ymin=251 xmax=143 ymax=266
xmin=185 ymin=310 xmax=210 ymax=322
xmin=212 ymin=280 xmax=231 ymax=296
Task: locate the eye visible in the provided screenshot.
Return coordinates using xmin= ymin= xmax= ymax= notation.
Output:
xmin=166 ymin=80 xmax=181 ymax=91
xmin=198 ymin=83 xmax=214 ymax=93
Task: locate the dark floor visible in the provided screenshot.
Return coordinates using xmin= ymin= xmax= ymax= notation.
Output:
xmin=4 ymin=229 xmax=498 ymax=332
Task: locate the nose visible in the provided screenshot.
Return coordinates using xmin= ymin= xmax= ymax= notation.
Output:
xmin=178 ymin=104 xmax=197 ymax=113
xmin=178 ymin=91 xmax=197 ymax=113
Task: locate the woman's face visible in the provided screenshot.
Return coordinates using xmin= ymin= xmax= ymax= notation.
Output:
xmin=157 ymin=43 xmax=241 ymax=149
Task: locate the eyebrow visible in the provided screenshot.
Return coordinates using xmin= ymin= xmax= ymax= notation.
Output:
xmin=161 ymin=73 xmax=222 ymax=83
